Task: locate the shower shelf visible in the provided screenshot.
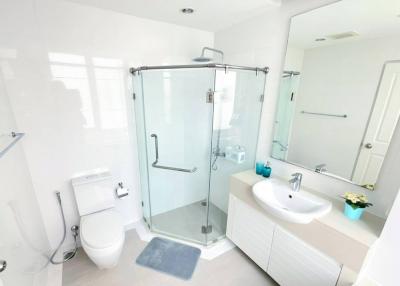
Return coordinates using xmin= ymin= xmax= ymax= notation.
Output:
xmin=0 ymin=132 xmax=25 ymax=158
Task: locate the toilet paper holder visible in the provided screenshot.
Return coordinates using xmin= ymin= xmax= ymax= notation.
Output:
xmin=115 ymin=182 xmax=129 ymax=199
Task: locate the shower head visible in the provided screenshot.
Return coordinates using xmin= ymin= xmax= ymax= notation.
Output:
xmin=193 ymin=47 xmax=224 ymax=63
xmin=193 ymin=56 xmax=213 ymax=62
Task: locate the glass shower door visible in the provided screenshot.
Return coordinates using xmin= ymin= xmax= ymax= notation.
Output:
xmin=139 ymin=68 xmax=215 ymax=244
xmin=207 ymin=69 xmax=266 ymax=244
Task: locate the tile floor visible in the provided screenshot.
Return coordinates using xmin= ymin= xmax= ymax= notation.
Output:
xmin=62 ymin=229 xmax=278 ymax=286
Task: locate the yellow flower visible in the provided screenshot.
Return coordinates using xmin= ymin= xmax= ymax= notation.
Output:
xmin=342 ymin=192 xmax=369 ymax=204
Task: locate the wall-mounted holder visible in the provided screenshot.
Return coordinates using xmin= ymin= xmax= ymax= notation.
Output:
xmin=115 ymin=182 xmax=129 ymax=199
xmin=225 ymin=145 xmax=246 ymax=164
xmin=0 ymin=132 xmax=25 ymax=159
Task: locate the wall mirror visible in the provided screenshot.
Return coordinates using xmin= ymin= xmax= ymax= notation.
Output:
xmin=272 ymin=0 xmax=400 ymax=189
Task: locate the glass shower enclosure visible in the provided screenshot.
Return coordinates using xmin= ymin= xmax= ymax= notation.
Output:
xmin=271 ymin=71 xmax=300 ymax=160
xmin=132 ymin=64 xmax=267 ymax=245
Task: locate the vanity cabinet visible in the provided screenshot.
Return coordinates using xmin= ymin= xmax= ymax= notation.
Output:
xmin=227 ymin=194 xmax=342 ymax=285
xmin=267 ymin=226 xmax=342 ymax=286
xmin=226 ymin=194 xmax=275 ymax=271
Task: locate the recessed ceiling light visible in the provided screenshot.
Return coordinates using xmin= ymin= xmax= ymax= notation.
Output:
xmin=315 ymin=38 xmax=326 ymax=42
xmin=181 ymin=8 xmax=194 ymax=14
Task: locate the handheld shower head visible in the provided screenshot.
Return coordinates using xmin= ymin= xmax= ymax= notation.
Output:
xmin=50 ymin=191 xmax=79 ymax=265
xmin=55 ymin=191 xmax=61 ymax=204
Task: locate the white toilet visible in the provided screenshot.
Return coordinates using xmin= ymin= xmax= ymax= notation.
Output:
xmin=72 ymin=171 xmax=125 ymax=269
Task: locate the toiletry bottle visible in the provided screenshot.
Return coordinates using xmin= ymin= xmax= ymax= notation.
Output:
xmin=262 ymin=161 xmax=272 ymax=178
xmin=255 ymin=161 xmax=264 ymax=175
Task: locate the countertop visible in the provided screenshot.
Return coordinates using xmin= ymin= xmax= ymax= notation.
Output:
xmin=230 ymin=170 xmax=386 ymax=272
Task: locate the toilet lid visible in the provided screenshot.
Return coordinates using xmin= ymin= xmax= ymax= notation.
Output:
xmin=81 ymin=209 xmax=124 ymax=249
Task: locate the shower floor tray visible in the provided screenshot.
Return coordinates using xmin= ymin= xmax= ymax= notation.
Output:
xmin=151 ymin=200 xmax=227 ymax=245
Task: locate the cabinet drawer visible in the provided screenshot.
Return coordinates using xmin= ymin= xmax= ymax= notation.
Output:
xmin=227 ymin=194 xmax=275 ymax=270
xmin=268 ymin=226 xmax=342 ymax=286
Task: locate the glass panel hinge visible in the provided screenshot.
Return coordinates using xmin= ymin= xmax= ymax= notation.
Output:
xmin=206 ymin=89 xmax=214 ymax=103
xmin=201 ymin=225 xmax=212 ymax=234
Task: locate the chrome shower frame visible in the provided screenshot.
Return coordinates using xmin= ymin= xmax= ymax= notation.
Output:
xmin=130 ymin=64 xmax=268 ymax=173
xmin=130 ymin=63 xmax=269 ymax=75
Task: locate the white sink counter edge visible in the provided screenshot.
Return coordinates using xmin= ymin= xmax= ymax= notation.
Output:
xmin=230 ymin=170 xmax=386 ymax=273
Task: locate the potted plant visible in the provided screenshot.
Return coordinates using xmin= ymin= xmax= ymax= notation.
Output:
xmin=341 ymin=192 xmax=373 ymax=220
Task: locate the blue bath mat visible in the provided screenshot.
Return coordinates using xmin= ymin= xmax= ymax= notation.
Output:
xmin=136 ymin=237 xmax=201 ymax=280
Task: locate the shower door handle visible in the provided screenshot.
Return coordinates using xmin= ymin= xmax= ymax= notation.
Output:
xmin=150 ymin=134 xmax=197 ymax=173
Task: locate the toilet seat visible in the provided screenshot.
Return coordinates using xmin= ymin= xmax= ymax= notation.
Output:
xmin=81 ymin=209 xmax=124 ymax=249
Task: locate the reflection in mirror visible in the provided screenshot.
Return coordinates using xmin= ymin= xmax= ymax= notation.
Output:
xmin=272 ymin=0 xmax=400 ymax=189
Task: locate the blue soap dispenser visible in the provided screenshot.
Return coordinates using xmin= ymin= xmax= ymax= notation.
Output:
xmin=262 ymin=161 xmax=272 ymax=178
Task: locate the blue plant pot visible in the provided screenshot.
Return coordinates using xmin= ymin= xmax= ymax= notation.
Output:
xmin=344 ymin=202 xmax=365 ymax=220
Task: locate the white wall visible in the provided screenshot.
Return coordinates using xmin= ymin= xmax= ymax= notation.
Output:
xmin=215 ymin=0 xmax=400 ymax=218
xmin=0 ymin=59 xmax=51 ymax=284
xmin=288 ymin=37 xmax=400 ymax=179
xmin=362 ymin=188 xmax=400 ymax=286
xmin=284 ymin=46 xmax=304 ymax=72
xmin=0 ymin=0 xmax=213 ymax=248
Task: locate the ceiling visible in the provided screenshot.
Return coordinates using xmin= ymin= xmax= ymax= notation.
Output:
xmin=66 ymin=0 xmax=282 ymax=32
xmin=289 ymin=0 xmax=400 ymax=49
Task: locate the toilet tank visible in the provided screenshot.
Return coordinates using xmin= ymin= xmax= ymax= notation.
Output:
xmin=71 ymin=171 xmax=115 ymax=216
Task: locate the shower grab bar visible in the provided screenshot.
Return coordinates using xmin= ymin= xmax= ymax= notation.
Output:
xmin=150 ymin=134 xmax=197 ymax=173
xmin=0 ymin=132 xmax=25 ymax=159
xmin=301 ymin=111 xmax=347 ymax=118
xmin=272 ymin=140 xmax=288 ymax=151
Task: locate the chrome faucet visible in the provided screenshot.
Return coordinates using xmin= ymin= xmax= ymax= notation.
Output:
xmin=315 ymin=164 xmax=327 ymax=173
xmin=289 ymin=173 xmax=302 ymax=192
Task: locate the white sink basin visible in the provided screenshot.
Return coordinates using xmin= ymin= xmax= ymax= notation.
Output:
xmin=252 ymin=178 xmax=332 ymax=224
